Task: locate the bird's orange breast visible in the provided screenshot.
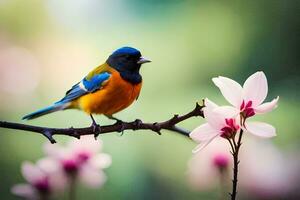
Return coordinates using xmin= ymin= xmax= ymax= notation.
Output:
xmin=76 ymin=69 xmax=142 ymax=116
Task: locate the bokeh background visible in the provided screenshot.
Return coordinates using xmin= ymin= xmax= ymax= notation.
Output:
xmin=0 ymin=0 xmax=299 ymax=199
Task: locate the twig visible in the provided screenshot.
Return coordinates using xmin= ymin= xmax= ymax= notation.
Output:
xmin=0 ymin=103 xmax=204 ymax=143
xmin=230 ymin=129 xmax=244 ymax=200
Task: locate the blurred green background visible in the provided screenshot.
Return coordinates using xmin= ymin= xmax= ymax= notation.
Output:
xmin=0 ymin=0 xmax=299 ymax=199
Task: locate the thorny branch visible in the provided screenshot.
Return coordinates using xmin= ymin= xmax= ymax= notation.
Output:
xmin=0 ymin=103 xmax=204 ymax=143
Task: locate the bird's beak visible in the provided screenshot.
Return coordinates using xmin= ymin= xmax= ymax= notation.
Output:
xmin=137 ymin=57 xmax=151 ymax=64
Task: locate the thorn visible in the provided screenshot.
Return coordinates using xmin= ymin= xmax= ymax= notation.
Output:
xmin=43 ymin=130 xmax=56 ymax=144
xmin=74 ymin=131 xmax=80 ymax=139
xmin=155 ymin=130 xmax=161 ymax=135
xmin=152 ymin=123 xmax=161 ymax=135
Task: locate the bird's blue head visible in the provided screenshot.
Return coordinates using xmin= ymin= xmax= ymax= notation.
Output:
xmin=107 ymin=47 xmax=151 ymax=84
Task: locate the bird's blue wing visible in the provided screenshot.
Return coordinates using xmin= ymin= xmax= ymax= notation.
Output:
xmin=58 ymin=72 xmax=111 ymax=104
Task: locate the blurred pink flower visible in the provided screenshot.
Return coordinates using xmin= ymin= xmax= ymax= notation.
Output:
xmin=44 ymin=135 xmax=111 ymax=188
xmin=239 ymin=139 xmax=297 ymax=199
xmin=190 ymin=98 xmax=240 ymax=152
xmin=212 ymin=71 xmax=278 ymax=138
xmin=187 ymin=139 xmax=231 ymax=191
xmin=188 ymin=138 xmax=298 ymax=198
xmin=11 ymin=158 xmax=67 ymax=200
xmin=213 ymin=154 xmax=230 ymax=169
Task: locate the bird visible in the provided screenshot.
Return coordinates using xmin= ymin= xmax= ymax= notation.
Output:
xmin=22 ymin=46 xmax=151 ymax=137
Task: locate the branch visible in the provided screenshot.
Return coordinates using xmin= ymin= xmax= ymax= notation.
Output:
xmin=230 ymin=129 xmax=244 ymax=200
xmin=0 ymin=103 xmax=204 ymax=143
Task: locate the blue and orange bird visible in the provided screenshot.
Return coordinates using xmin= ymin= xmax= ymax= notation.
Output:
xmin=23 ymin=47 xmax=151 ymax=136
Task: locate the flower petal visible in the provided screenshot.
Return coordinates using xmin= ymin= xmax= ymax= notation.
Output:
xmin=213 ymin=106 xmax=240 ymax=118
xmin=212 ymin=76 xmax=242 ymax=107
xmin=37 ymin=158 xmax=60 ymax=174
xmin=190 ymin=123 xmax=219 ymax=142
xmin=192 ymin=134 xmax=220 ymax=153
xmin=255 ymin=96 xmax=279 ymax=114
xmin=243 ymin=71 xmax=268 ymax=107
xmin=68 ymin=135 xmax=102 ymax=156
xmin=35 ymin=157 xmax=68 ymax=191
xmin=43 ymin=143 xmax=66 ymax=159
xmin=187 ymin=139 xmax=231 ymax=190
xmin=204 ymin=98 xmax=219 ymax=109
xmin=21 ymin=162 xmax=44 ymax=183
xmin=79 ymin=166 xmax=106 ymax=188
xmin=11 ymin=184 xmax=36 ymax=199
xmin=203 ymin=99 xmax=226 ymax=129
xmin=48 ymin=171 xmax=68 ymax=192
xmin=89 ymin=153 xmax=112 ymax=169
xmin=244 ymin=121 xmax=276 ymax=138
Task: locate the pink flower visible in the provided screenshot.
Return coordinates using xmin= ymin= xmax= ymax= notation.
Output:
xmin=239 ymin=139 xmax=297 ymax=198
xmin=188 ymin=138 xmax=298 ymax=197
xmin=11 ymin=158 xmax=67 ymax=200
xmin=190 ymin=98 xmax=240 ymax=153
xmin=212 ymin=71 xmax=278 ymax=138
xmin=44 ymin=136 xmax=111 ymax=188
xmin=213 ymin=154 xmax=230 ymax=169
xmin=187 ymin=139 xmax=231 ymax=191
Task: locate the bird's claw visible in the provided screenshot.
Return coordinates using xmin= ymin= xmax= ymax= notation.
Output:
xmin=114 ymin=120 xmax=125 ymax=136
xmin=91 ymin=122 xmax=101 ymax=140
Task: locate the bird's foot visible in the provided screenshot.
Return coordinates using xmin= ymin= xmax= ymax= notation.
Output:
xmin=114 ymin=119 xmax=125 ymax=136
xmin=90 ymin=114 xmax=101 ymax=139
xmin=92 ymin=122 xmax=101 ymax=140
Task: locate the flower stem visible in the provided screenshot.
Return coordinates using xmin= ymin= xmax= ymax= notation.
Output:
xmin=40 ymin=194 xmax=49 ymax=200
xmin=218 ymin=168 xmax=229 ymax=200
xmin=69 ymin=176 xmax=77 ymax=200
xmin=229 ymin=129 xmax=243 ymax=200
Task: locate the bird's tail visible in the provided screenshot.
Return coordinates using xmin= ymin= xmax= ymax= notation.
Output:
xmin=22 ymin=102 xmax=70 ymax=120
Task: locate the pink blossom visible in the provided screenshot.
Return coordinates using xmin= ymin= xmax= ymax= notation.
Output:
xmin=190 ymin=98 xmax=240 ymax=153
xmin=213 ymin=154 xmax=230 ymax=169
xmin=11 ymin=158 xmax=67 ymax=200
xmin=188 ymin=138 xmax=297 ymax=197
xmin=239 ymin=139 xmax=297 ymax=198
xmin=212 ymin=71 xmax=278 ymax=138
xmin=187 ymin=139 xmax=231 ymax=191
xmin=44 ymin=135 xmax=111 ymax=188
